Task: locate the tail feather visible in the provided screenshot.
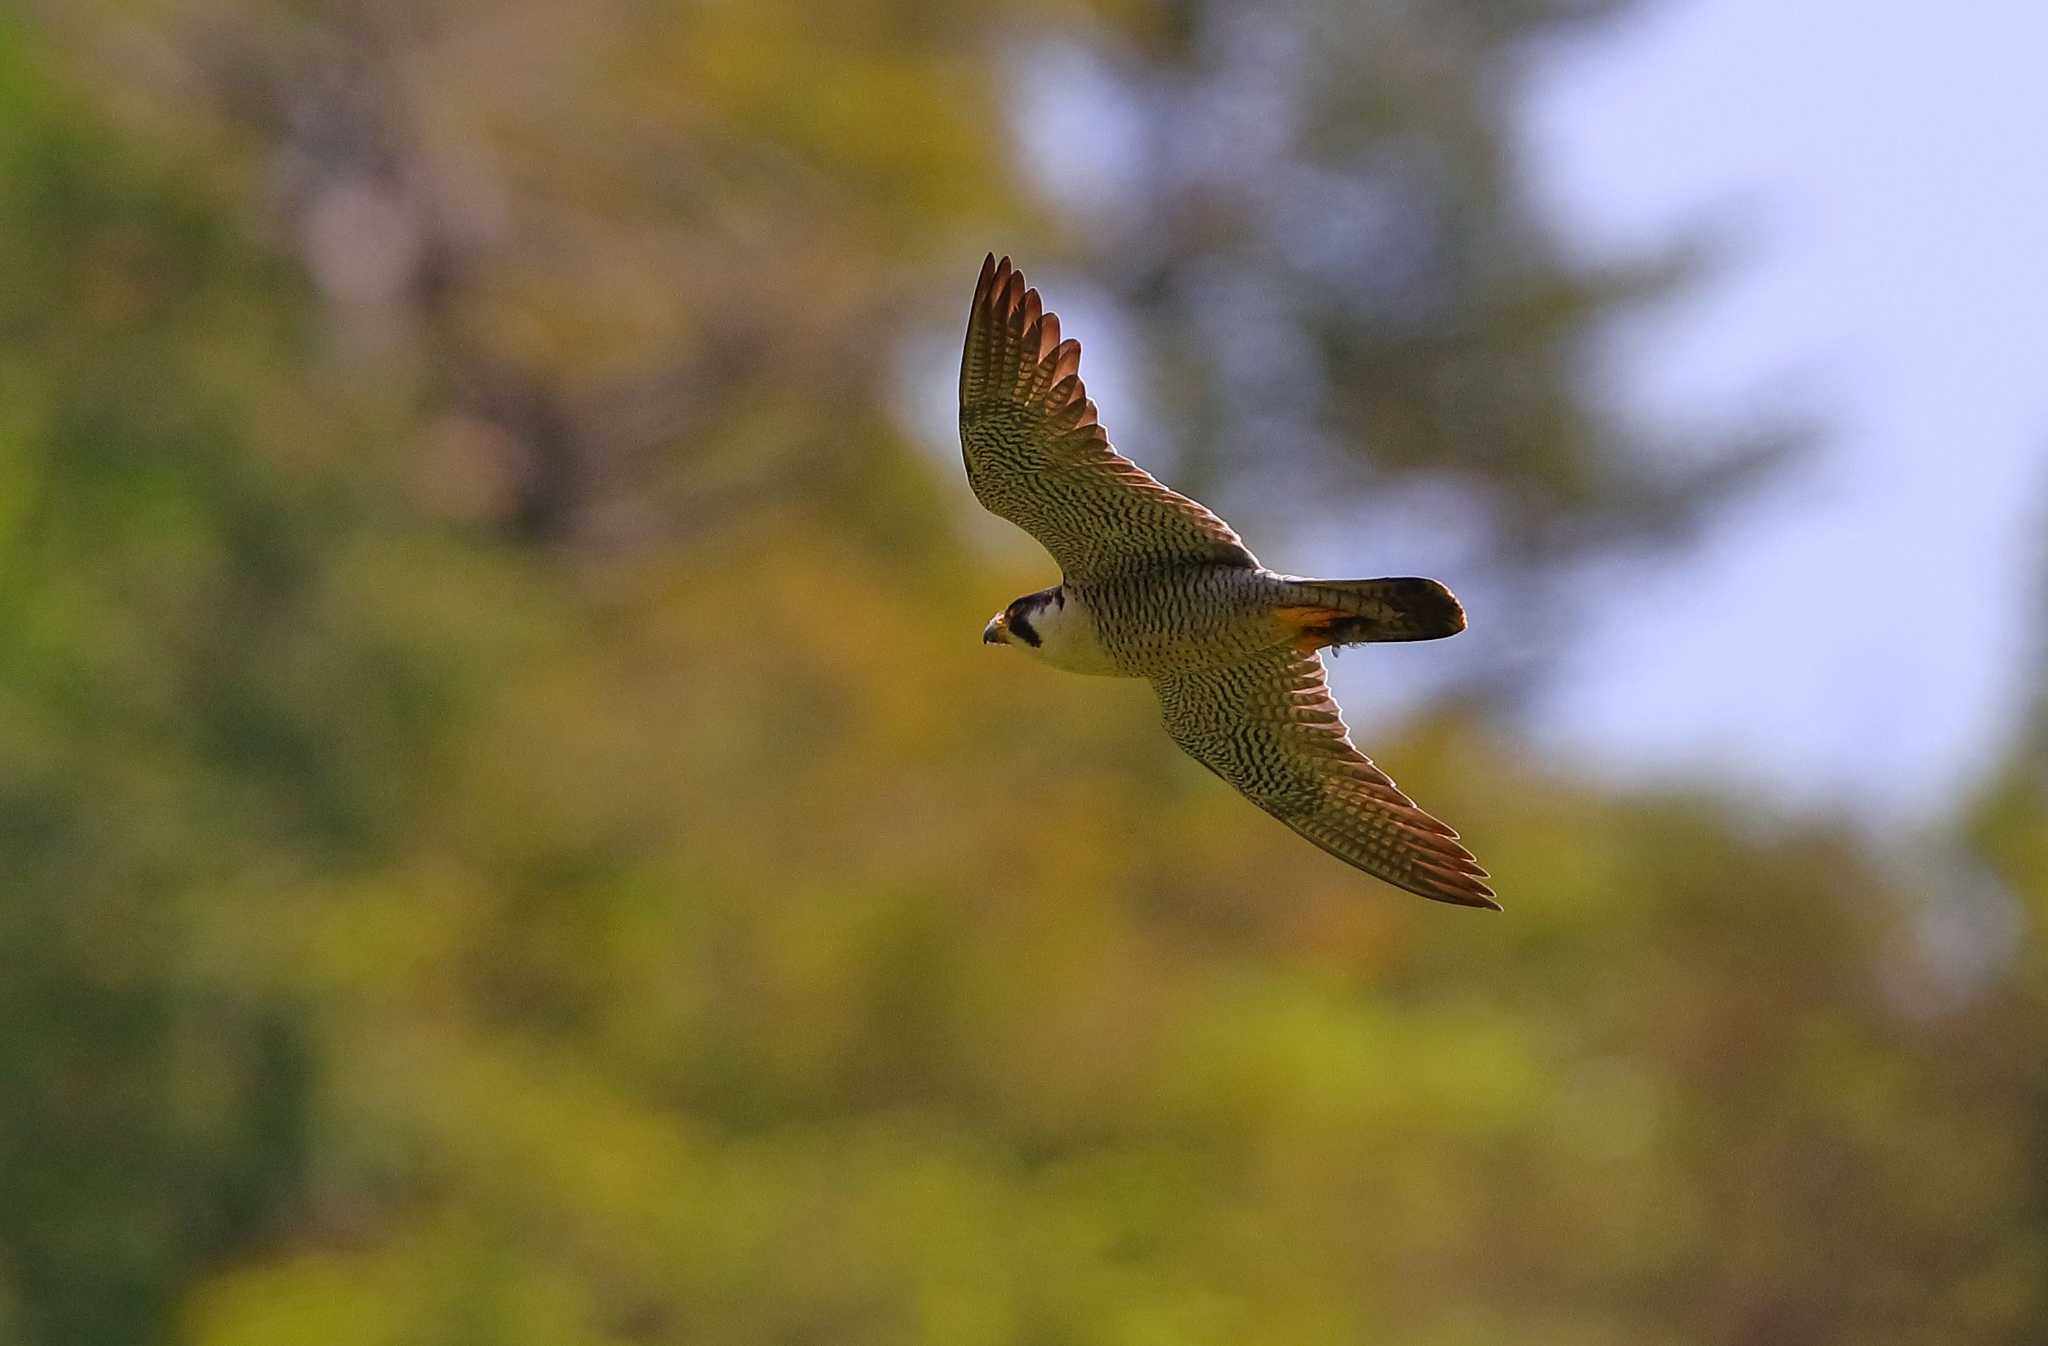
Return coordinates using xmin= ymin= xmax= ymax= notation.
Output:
xmin=1272 ymin=577 xmax=1466 ymax=650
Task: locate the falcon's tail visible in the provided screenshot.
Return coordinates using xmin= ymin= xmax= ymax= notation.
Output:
xmin=1271 ymin=577 xmax=1467 ymax=651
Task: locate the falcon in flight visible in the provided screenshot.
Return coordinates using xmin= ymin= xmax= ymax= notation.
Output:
xmin=961 ymin=255 xmax=1496 ymax=909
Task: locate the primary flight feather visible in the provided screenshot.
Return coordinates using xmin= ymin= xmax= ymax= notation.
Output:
xmin=961 ymin=254 xmax=1497 ymax=909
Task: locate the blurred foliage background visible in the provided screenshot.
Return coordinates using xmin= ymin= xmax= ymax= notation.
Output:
xmin=1 ymin=1 xmax=2042 ymax=1343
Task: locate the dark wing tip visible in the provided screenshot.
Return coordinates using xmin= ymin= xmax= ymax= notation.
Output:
xmin=1410 ymin=857 xmax=1500 ymax=910
xmin=964 ymin=256 xmax=1101 ymax=429
xmin=973 ymin=254 xmax=1016 ymax=311
xmin=972 ymin=254 xmax=1041 ymax=330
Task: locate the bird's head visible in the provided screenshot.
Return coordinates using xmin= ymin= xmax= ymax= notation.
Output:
xmin=982 ymin=586 xmax=1063 ymax=658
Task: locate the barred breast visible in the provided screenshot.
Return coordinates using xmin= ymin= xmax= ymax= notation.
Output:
xmin=1073 ymin=566 xmax=1294 ymax=678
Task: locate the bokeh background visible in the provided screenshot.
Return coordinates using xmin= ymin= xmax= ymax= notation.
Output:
xmin=4 ymin=1 xmax=2045 ymax=1343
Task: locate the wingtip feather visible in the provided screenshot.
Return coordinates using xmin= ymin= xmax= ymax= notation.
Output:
xmin=1037 ymin=311 xmax=1061 ymax=359
xmin=1411 ymin=861 xmax=1500 ymax=910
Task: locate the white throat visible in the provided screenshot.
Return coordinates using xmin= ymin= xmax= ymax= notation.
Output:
xmin=1015 ymin=590 xmax=1119 ymax=676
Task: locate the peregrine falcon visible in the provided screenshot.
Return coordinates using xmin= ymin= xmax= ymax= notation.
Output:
xmin=962 ymin=255 xmax=1497 ymax=909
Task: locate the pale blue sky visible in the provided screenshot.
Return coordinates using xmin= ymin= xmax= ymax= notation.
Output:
xmin=1516 ymin=0 xmax=2048 ymax=820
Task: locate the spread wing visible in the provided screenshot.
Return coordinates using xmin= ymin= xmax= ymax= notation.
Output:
xmin=1154 ymin=648 xmax=1498 ymax=908
xmin=959 ymin=255 xmax=1258 ymax=583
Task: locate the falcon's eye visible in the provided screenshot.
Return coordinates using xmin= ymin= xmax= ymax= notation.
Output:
xmin=1008 ymin=609 xmax=1042 ymax=647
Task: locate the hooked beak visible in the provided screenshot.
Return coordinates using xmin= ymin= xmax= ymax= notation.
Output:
xmin=982 ymin=613 xmax=1009 ymax=646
